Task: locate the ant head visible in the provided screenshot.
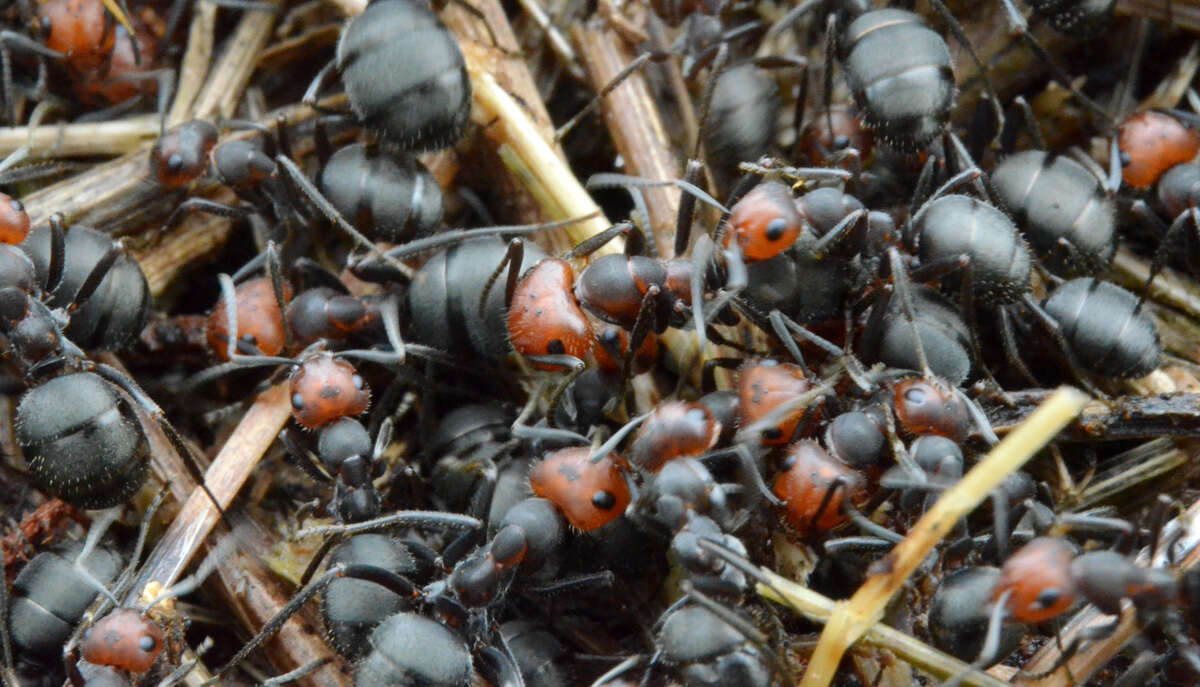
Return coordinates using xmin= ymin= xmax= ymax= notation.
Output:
xmin=594 ymin=324 xmax=658 ymax=375
xmin=80 ymin=608 xmax=164 ymax=674
xmin=529 ymin=446 xmax=630 ymax=531
xmin=629 ymin=401 xmax=721 ymax=472
xmin=289 ymin=353 xmax=371 ymax=429
xmin=206 ymin=277 xmax=295 ymax=361
xmin=723 ymin=181 xmax=806 ymax=262
xmin=994 ymin=537 xmax=1078 ymax=624
xmin=890 ymin=375 xmax=972 ymax=443
xmin=1117 ymin=111 xmax=1200 ymax=189
xmin=737 ymin=358 xmax=819 ymax=446
xmin=773 ymin=441 xmax=866 ymax=537
xmin=0 ymin=194 xmax=30 ymax=245
xmin=151 ymin=120 xmax=219 ymax=189
xmin=507 ymin=258 xmax=595 ymax=370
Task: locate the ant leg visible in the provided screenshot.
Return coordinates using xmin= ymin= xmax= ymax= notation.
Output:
xmin=209 ymin=563 xmax=413 ymax=682
xmin=886 ymin=247 xmax=933 ymax=378
xmin=944 ymin=589 xmax=1013 ymax=687
xmin=480 ymin=238 xmax=523 ymax=315
xmin=591 ymin=656 xmax=645 ymax=687
xmin=991 ymin=0 xmax=1111 ymax=123
xmin=843 ymin=502 xmax=903 ymax=543
xmin=907 ymin=155 xmax=941 ymax=221
xmin=823 ymin=536 xmax=897 ymax=557
xmin=676 ymin=160 xmax=707 ymax=256
xmin=567 ymin=220 xmax=640 ymax=259
xmin=766 ymin=309 xmax=812 ymax=375
xmin=557 ymin=50 xmax=671 ymax=141
xmin=262 ymin=242 xmax=292 ymax=352
xmin=810 ymin=209 xmax=867 ymax=260
xmin=1021 ymin=292 xmax=1106 ymax=398
xmin=302 ymin=60 xmax=338 ymax=109
xmin=588 ymin=411 xmax=653 ymax=465
xmin=275 ymin=156 xmax=400 ymax=269
xmin=45 ymin=213 xmax=66 ymax=294
xmin=997 ymin=305 xmax=1040 ymax=387
xmin=1000 ymin=95 xmax=1046 ymax=153
xmin=92 ymin=362 xmax=231 ymax=521
xmin=681 ymin=580 xmax=792 ymax=682
xmin=296 ymin=511 xmax=481 ymax=539
xmin=281 ymin=425 xmax=332 ymax=484
xmin=1139 ymin=205 xmax=1198 ymax=300
xmin=692 ymin=42 xmax=731 ymax=160
xmin=530 ymin=354 xmax=587 ymax=423
xmin=160 ymin=198 xmax=251 ymax=237
xmin=586 ymin=174 xmax=728 ymax=219
xmin=260 ymin=657 xmax=331 ymax=687
xmin=909 ymin=167 xmax=984 ymax=224
xmin=924 ymin=0 xmax=1006 ymax=138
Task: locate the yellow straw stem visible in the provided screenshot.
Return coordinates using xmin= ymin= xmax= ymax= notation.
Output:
xmin=799 ymin=386 xmax=1090 ymax=687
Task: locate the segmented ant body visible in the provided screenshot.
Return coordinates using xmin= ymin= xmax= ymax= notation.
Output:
xmin=0 ymin=214 xmax=207 ymax=510
xmin=306 ymin=0 xmax=471 ymax=152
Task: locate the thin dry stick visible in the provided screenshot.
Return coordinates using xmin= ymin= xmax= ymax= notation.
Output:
xmin=133 ymin=188 xmax=238 ymax=296
xmin=1111 ymin=246 xmax=1200 ymax=323
xmin=754 ymin=567 xmax=1009 ymax=687
xmin=471 ymin=68 xmax=615 ymax=250
xmin=208 ymin=511 xmax=349 ymax=687
xmin=0 ymin=116 xmax=159 ymax=158
xmin=167 ymin=0 xmax=217 ymax=126
xmin=192 ymin=0 xmax=282 ymax=120
xmin=130 ymin=382 xmax=292 ymax=591
xmin=574 ymin=24 xmax=683 ymax=257
xmin=799 ymin=387 xmax=1090 ymax=687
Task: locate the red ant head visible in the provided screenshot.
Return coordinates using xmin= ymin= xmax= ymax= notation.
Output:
xmin=1118 ymin=111 xmax=1200 ymax=189
xmin=151 ymin=120 xmax=219 ymax=189
xmin=773 ymin=441 xmax=866 ymax=537
xmin=890 ymin=376 xmax=971 ymax=443
xmin=81 ymin=608 xmax=164 ymax=673
xmin=507 ymin=258 xmax=595 ymax=370
xmin=73 ymin=21 xmax=158 ymax=105
xmin=39 ymin=0 xmax=115 ymax=73
xmin=738 ymin=358 xmax=820 ymax=446
xmin=629 ymin=401 xmax=721 ymax=472
xmin=593 ymin=325 xmax=658 ymax=375
xmin=994 ymin=537 xmax=1078 ymax=624
xmin=206 ymin=277 xmax=294 ymax=362
xmin=798 ymin=106 xmax=873 ymax=166
xmin=723 ymin=181 xmax=806 ymax=262
xmin=529 ymin=447 xmax=630 ymax=531
xmin=0 ymin=194 xmax=30 ymax=245
xmin=289 ymin=353 xmax=371 ymax=429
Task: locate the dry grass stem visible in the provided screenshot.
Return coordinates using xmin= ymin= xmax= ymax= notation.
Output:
xmin=800 ymin=387 xmax=1090 ymax=687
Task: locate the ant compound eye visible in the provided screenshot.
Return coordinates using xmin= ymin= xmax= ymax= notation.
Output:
xmin=1035 ymin=588 xmax=1062 ymax=610
xmin=292 ymin=393 xmax=305 ymax=410
xmin=592 ymin=490 xmax=617 ymax=510
xmin=139 ymin=635 xmax=157 ymax=652
xmin=167 ymin=153 xmax=185 ymax=173
xmin=547 ymin=339 xmax=565 ymax=355
xmin=765 ymin=218 xmax=788 ymax=242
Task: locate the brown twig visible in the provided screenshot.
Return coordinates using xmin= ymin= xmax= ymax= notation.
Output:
xmin=168 ymin=0 xmax=218 ymax=126
xmin=191 ymin=0 xmax=283 ymax=120
xmin=981 ymin=390 xmax=1200 ymax=442
xmin=574 ymin=22 xmax=684 ymax=257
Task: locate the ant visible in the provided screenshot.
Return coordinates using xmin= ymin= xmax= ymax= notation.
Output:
xmin=0 ymin=213 xmax=216 ymax=510
xmin=963 ymin=533 xmax=1200 ymax=678
xmin=304 ymin=0 xmax=471 ymax=153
